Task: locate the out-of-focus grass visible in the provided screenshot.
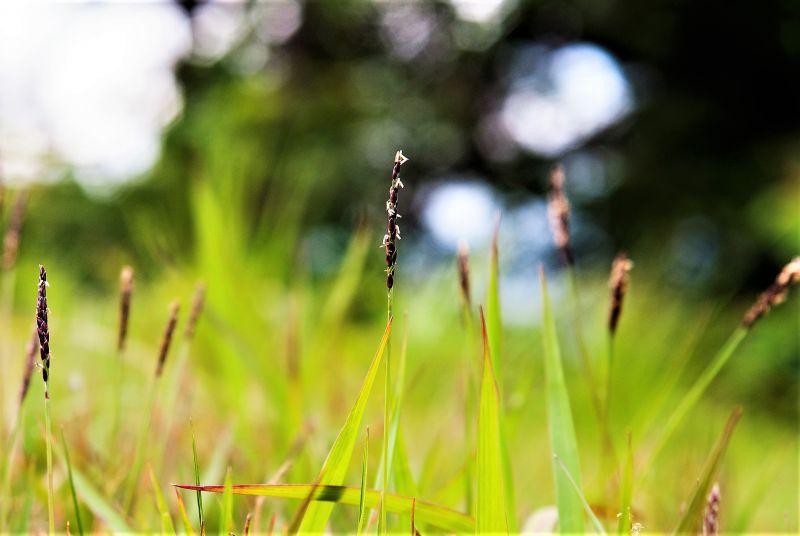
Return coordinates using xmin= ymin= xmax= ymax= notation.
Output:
xmin=0 ymin=170 xmax=796 ymax=534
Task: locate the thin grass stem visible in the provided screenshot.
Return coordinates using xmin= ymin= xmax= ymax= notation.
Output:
xmin=45 ymin=388 xmax=55 ymax=536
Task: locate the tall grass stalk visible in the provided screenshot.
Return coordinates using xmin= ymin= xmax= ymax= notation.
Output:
xmin=379 ymin=150 xmax=407 ymax=533
xmin=111 ymin=266 xmax=133 ymax=449
xmin=36 ymin=265 xmax=55 ymax=536
xmin=457 ymin=242 xmax=476 ymax=514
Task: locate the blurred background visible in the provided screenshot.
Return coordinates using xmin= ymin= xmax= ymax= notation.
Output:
xmin=0 ymin=0 xmax=798 ymax=532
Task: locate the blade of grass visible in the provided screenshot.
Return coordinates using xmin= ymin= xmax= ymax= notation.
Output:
xmin=191 ymin=420 xmax=204 ymax=530
xmin=173 ymin=483 xmax=474 ymax=533
xmin=60 ymin=428 xmax=84 ymax=536
xmin=287 ymin=473 xmax=324 ymax=534
xmin=617 ymin=433 xmax=633 ymax=536
xmin=540 ymin=266 xmax=584 ymax=534
xmin=175 ymin=488 xmax=198 ymax=536
xmin=673 ymin=406 xmax=743 ymax=535
xmin=554 ymin=455 xmax=606 ymax=535
xmin=645 ymin=328 xmax=747 ymax=473
xmin=53 ymin=447 xmax=133 ymax=533
xmin=220 ymin=467 xmax=233 ymax=536
xmin=476 ymin=308 xmax=508 ymax=534
xmin=484 ymin=220 xmax=517 ymax=531
xmin=357 ymin=428 xmax=369 ymax=535
xmin=297 ymin=318 xmax=393 ymax=533
xmin=148 ymin=465 xmax=175 ymax=535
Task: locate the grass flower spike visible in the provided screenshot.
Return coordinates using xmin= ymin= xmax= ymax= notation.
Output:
xmin=383 ymin=150 xmax=408 ymax=289
xmin=547 ymin=164 xmax=574 ymax=267
xmin=156 ymin=300 xmax=180 ymax=377
xmin=3 ymin=190 xmax=27 ymax=271
xmin=741 ymin=257 xmax=800 ymax=329
xmin=37 ymin=265 xmax=52 ymax=391
xmin=703 ymin=482 xmax=720 ymax=536
xmin=608 ymin=252 xmax=633 ymax=335
xmin=184 ymin=282 xmax=206 ymax=340
xmin=117 ymin=266 xmax=134 ymax=351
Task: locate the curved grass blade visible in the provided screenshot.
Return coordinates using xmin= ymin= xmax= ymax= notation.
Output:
xmin=357 ymin=428 xmax=369 ymax=535
xmin=147 ymin=465 xmax=175 ymax=535
xmin=297 ymin=318 xmax=393 ymax=533
xmin=554 ymin=455 xmax=606 ymax=535
xmin=191 ymin=421 xmax=204 ymax=530
xmin=673 ymin=406 xmax=743 ymax=535
xmin=60 ymin=429 xmax=84 ymax=536
xmin=476 ymin=308 xmax=508 ymax=534
xmin=540 ymin=267 xmax=584 ymax=534
xmin=647 ymin=328 xmax=747 ymax=471
xmin=53 ymin=448 xmax=133 ymax=533
xmin=173 ymin=483 xmax=474 ymax=533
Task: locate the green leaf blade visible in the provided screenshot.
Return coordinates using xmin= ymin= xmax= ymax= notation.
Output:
xmin=539 ymin=267 xmax=584 ymax=534
xmin=297 ymin=318 xmax=393 ymax=533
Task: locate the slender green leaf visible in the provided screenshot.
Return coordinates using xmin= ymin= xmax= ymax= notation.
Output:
xmin=191 ymin=421 xmax=204 ymax=530
xmin=147 ymin=465 xmax=176 ymax=535
xmin=649 ymin=328 xmax=747 ymax=470
xmin=392 ymin=431 xmax=418 ymax=498
xmin=297 ymin=318 xmax=393 ymax=533
xmin=617 ymin=433 xmax=634 ymax=536
xmin=554 ymin=455 xmax=606 ymax=535
xmin=173 ymin=483 xmax=474 ymax=533
xmin=53 ymin=449 xmax=133 ymax=533
xmin=540 ymin=267 xmax=584 ymax=534
xmin=673 ymin=407 xmax=743 ymax=535
xmin=357 ymin=428 xmax=369 ymax=535
xmin=60 ymin=429 xmax=84 ymax=536
xmin=476 ymin=308 xmax=508 ymax=534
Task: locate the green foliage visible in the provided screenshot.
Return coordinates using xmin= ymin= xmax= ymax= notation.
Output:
xmin=539 ymin=268 xmax=584 ymax=534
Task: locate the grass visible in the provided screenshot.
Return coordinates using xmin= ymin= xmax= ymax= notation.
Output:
xmin=0 ymin=167 xmax=796 ymax=536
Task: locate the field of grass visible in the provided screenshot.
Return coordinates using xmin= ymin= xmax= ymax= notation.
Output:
xmin=0 ymin=159 xmax=797 ymax=535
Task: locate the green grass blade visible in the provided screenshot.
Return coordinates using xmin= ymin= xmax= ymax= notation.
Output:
xmin=392 ymin=431 xmax=418 ymax=497
xmin=147 ymin=465 xmax=176 ymax=535
xmin=476 ymin=308 xmax=508 ymax=534
xmin=60 ymin=429 xmax=84 ymax=536
xmin=53 ymin=448 xmax=133 ymax=533
xmin=191 ymin=421 xmax=204 ymax=530
xmin=484 ymin=221 xmax=517 ymax=531
xmin=539 ymin=267 xmax=584 ymax=534
xmin=175 ymin=489 xmax=197 ymax=536
xmin=357 ymin=428 xmax=369 ymax=535
xmin=554 ymin=455 xmax=606 ymax=535
xmin=297 ymin=318 xmax=393 ymax=533
xmin=617 ymin=433 xmax=633 ymax=536
xmin=673 ymin=406 xmax=743 ymax=535
xmin=173 ymin=483 xmax=474 ymax=533
xmin=220 ymin=467 xmax=233 ymax=536
xmin=648 ymin=328 xmax=747 ymax=470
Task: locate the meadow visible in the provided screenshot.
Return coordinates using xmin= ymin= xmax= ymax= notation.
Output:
xmin=0 ymin=154 xmax=797 ymax=536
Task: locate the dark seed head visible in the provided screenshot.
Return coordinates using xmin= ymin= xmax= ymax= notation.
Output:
xmin=741 ymin=257 xmax=800 ymax=329
xmin=36 ymin=265 xmax=51 ymax=390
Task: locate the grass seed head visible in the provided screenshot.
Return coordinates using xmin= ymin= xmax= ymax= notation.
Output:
xmin=3 ymin=190 xmax=28 ymax=270
xmin=117 ymin=265 xmax=134 ymax=351
xmin=36 ymin=264 xmax=52 ymax=392
xmin=547 ymin=164 xmax=574 ymax=267
xmin=457 ymin=240 xmax=471 ymax=309
xmin=155 ymin=300 xmax=180 ymax=377
xmin=18 ymin=324 xmax=39 ymax=406
xmin=383 ymin=150 xmax=408 ymax=289
xmin=741 ymin=257 xmax=800 ymax=329
xmin=608 ymin=252 xmax=633 ymax=335
xmin=184 ymin=282 xmax=206 ymax=340
xmin=702 ymin=482 xmax=720 ymax=536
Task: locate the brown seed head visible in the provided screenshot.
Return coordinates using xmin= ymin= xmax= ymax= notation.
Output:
xmin=36 ymin=264 xmax=51 ymax=393
xmin=3 ymin=190 xmax=28 ymax=271
xmin=18 ymin=324 xmax=39 ymax=407
xmin=547 ymin=164 xmax=574 ymax=266
xmin=117 ymin=265 xmax=134 ymax=351
xmin=383 ymin=150 xmax=408 ymax=289
xmin=702 ymin=482 xmax=720 ymax=536
xmin=741 ymin=257 xmax=800 ymax=329
xmin=608 ymin=252 xmax=633 ymax=335
xmin=457 ymin=240 xmax=471 ymax=309
xmin=155 ymin=300 xmax=180 ymax=377
xmin=184 ymin=282 xmax=206 ymax=340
